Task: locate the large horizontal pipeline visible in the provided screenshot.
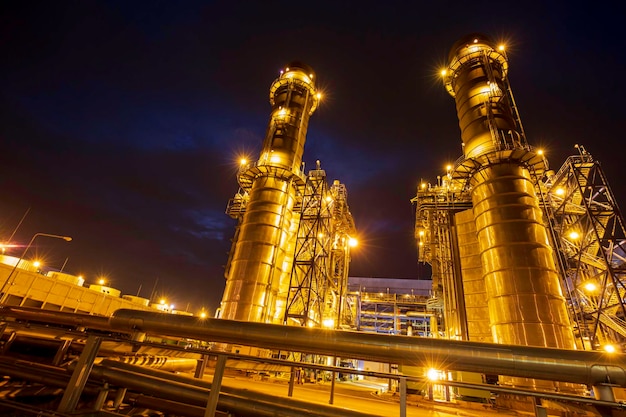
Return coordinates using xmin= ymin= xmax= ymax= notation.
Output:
xmin=110 ymin=309 xmax=626 ymax=387
xmin=0 ymin=306 xmax=113 ymax=331
xmin=3 ymin=306 xmax=626 ymax=388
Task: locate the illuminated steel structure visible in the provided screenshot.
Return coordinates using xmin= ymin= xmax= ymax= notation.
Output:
xmin=416 ymin=34 xmax=576 ymax=353
xmin=223 ymin=62 xmax=355 ymax=327
xmin=222 ymin=62 xmax=319 ymax=323
xmin=543 ymin=146 xmax=626 ymax=349
xmin=445 ymin=33 xmax=574 ymax=350
xmin=284 ymin=169 xmax=356 ymax=328
xmin=416 ymin=34 xmax=626 ymax=369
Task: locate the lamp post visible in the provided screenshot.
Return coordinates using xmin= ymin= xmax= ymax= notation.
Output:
xmin=0 ymin=233 xmax=72 ymax=304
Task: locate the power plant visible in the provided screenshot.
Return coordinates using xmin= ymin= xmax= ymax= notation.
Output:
xmin=1 ymin=34 xmax=625 ymax=417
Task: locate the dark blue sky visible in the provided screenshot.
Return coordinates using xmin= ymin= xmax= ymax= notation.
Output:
xmin=1 ymin=1 xmax=624 ymax=313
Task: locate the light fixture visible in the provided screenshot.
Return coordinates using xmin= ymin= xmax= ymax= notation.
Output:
xmin=426 ymin=368 xmax=440 ymax=381
xmin=604 ymin=344 xmax=616 ymax=354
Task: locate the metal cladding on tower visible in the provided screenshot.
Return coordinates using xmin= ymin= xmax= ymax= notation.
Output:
xmin=441 ymin=34 xmax=576 ymax=365
xmin=442 ymin=34 xmax=519 ymax=159
xmin=262 ymin=61 xmax=320 ymax=173
xmin=220 ymin=63 xmax=320 ymax=323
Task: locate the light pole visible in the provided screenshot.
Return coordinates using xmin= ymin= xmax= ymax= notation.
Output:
xmin=0 ymin=233 xmax=72 ymax=304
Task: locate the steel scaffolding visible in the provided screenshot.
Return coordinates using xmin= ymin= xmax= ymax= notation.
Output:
xmin=282 ymin=164 xmax=357 ymax=328
xmin=413 ymin=177 xmax=472 ymax=340
xmin=284 ymin=166 xmax=332 ymax=326
xmin=542 ymin=146 xmax=626 ymax=349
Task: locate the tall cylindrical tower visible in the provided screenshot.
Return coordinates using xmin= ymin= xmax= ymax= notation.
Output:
xmin=221 ymin=62 xmax=320 ymax=323
xmin=442 ymin=35 xmax=575 ymax=354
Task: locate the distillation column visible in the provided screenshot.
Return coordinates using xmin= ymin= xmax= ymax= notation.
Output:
xmin=442 ymin=35 xmax=575 ymax=354
xmin=220 ymin=62 xmax=320 ymax=323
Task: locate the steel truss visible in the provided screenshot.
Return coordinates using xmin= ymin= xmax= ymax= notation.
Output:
xmin=284 ymin=167 xmax=333 ymax=327
xmin=543 ymin=146 xmax=626 ymax=349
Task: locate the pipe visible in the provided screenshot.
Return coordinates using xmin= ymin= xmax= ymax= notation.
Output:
xmin=0 ymin=305 xmax=112 ymax=330
xmin=110 ymin=309 xmax=626 ymax=387
xmin=0 ymin=356 xmax=374 ymax=417
xmin=101 ymin=360 xmax=376 ymax=413
xmin=89 ymin=362 xmax=377 ymax=417
xmin=0 ymin=357 xmax=100 ymax=396
xmin=220 ymin=62 xmax=320 ymax=323
xmin=128 ymin=394 xmax=227 ymax=417
xmin=104 ymin=355 xmax=198 ymax=372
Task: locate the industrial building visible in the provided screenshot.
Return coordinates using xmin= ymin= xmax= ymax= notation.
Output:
xmin=0 ymin=33 xmax=626 ymax=417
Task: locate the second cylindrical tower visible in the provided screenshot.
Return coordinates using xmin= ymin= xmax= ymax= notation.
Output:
xmin=442 ymin=34 xmax=575 ymax=356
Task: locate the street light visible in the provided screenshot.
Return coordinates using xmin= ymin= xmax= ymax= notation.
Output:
xmin=0 ymin=233 xmax=72 ymax=304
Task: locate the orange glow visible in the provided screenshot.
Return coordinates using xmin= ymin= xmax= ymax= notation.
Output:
xmin=426 ymin=368 xmax=440 ymax=381
xmin=322 ymin=318 xmax=335 ymax=328
xmin=604 ymin=344 xmax=616 ymax=353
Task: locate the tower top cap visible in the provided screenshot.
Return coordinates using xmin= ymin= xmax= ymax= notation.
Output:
xmin=284 ymin=61 xmax=316 ymax=80
xmin=448 ymin=33 xmax=498 ymax=62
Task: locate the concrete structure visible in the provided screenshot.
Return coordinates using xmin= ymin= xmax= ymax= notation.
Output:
xmin=0 ymin=254 xmax=161 ymax=316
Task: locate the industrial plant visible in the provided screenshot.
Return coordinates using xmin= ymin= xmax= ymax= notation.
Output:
xmin=1 ymin=33 xmax=625 ymax=417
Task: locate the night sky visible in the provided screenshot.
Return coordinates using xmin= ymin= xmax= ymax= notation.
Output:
xmin=1 ymin=2 xmax=624 ymax=314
